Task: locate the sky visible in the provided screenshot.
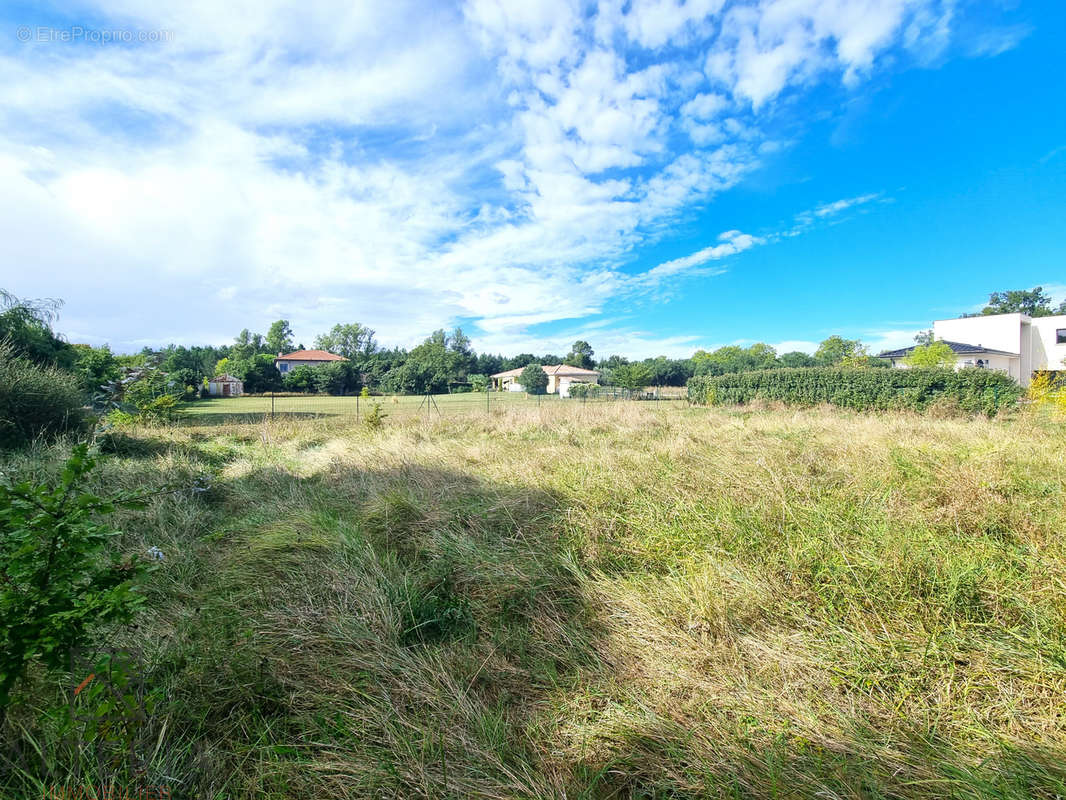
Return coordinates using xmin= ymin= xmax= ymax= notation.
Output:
xmin=0 ymin=0 xmax=1064 ymax=358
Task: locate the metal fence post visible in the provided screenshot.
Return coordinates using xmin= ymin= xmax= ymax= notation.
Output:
xmin=356 ymin=394 xmax=360 ymax=422
xmin=486 ymin=389 xmax=490 ymax=414
xmin=271 ymin=391 xmax=275 ymax=419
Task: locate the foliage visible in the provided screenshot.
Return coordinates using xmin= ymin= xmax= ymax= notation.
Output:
xmin=608 ymin=362 xmax=652 ymax=392
xmin=564 ymin=340 xmax=595 ymax=370
xmin=0 ymin=290 xmax=75 ymax=369
xmin=230 ymin=329 xmax=268 ymax=362
xmin=1027 ymin=372 xmax=1066 ymax=414
xmin=904 ymin=340 xmax=957 ymax=368
xmin=265 ymin=319 xmax=295 ymax=355
xmin=469 ymin=374 xmax=488 ymax=393
xmin=363 ymin=402 xmax=387 ymax=430
xmin=0 ymin=341 xmax=85 ymax=449
xmin=517 ymin=363 xmax=549 ymax=394
xmin=72 ymin=344 xmax=121 ymax=395
xmin=239 ymin=354 xmax=284 ymax=394
xmin=314 ymin=322 xmax=376 ymax=361
xmin=360 ymin=386 xmax=370 ymax=398
xmin=970 ymin=286 xmax=1066 ymax=318
xmin=814 ymin=335 xmax=867 ymax=366
xmin=692 ymin=343 xmax=778 ymax=375
xmin=137 ymin=394 xmax=184 ymax=424
xmin=312 ymin=361 xmax=359 ymax=395
xmin=688 ymin=366 xmax=1022 ymax=415
xmin=778 ymin=350 xmax=816 ymax=368
xmin=0 ymin=444 xmax=151 ymax=709
xmin=282 ymin=365 xmax=318 ymax=393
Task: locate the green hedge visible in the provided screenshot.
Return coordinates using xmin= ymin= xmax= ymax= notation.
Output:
xmin=687 ymin=367 xmax=1022 ymax=415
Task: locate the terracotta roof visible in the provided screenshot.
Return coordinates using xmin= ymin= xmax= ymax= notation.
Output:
xmin=878 ymin=340 xmax=1020 ymax=359
xmin=210 ymin=374 xmax=242 ymax=382
xmin=490 ymin=364 xmax=600 ymax=378
xmin=275 ymin=349 xmax=348 ymax=362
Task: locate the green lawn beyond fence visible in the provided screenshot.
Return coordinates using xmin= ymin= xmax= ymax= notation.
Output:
xmin=182 ymin=390 xmax=684 ymax=422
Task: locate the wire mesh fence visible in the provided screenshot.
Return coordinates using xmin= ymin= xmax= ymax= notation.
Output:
xmin=181 ymin=388 xmax=688 ymax=423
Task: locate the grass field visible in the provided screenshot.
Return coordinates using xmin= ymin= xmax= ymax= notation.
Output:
xmin=3 ymin=402 xmax=1066 ymax=798
xmin=185 ymin=391 xmax=567 ymax=421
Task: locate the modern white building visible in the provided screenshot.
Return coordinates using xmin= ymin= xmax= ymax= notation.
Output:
xmin=879 ymin=313 xmax=1066 ymax=386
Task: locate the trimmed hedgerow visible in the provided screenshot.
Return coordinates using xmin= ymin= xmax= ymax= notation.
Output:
xmin=687 ymin=367 xmax=1022 ymax=415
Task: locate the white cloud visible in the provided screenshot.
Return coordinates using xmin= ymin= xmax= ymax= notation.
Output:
xmin=0 ymin=0 xmax=992 ymax=353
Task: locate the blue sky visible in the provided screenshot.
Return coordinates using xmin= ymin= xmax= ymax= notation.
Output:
xmin=0 ymin=0 xmax=1063 ymax=357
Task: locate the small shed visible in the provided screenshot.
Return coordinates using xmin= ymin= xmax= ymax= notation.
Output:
xmin=208 ymin=374 xmax=244 ymax=397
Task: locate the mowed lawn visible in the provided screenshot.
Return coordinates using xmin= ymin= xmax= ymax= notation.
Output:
xmin=4 ymin=403 xmax=1066 ymax=798
xmin=184 ymin=390 xmax=565 ymax=419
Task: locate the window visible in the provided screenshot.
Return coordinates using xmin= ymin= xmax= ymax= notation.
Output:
xmin=1057 ymin=328 xmax=1066 ymax=345
xmin=279 ymin=362 xmax=289 ymax=373
xmin=975 ymin=359 xmax=987 ymax=368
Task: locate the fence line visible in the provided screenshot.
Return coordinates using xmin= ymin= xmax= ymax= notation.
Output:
xmin=182 ymin=388 xmax=689 ymax=423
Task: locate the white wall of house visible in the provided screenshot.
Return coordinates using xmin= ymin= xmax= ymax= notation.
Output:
xmin=933 ymin=314 xmax=1024 ymax=355
xmin=930 ymin=312 xmax=1066 ymax=387
xmin=1032 ymin=315 xmax=1066 ymax=373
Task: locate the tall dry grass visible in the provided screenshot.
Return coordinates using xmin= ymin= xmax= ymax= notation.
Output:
xmin=2 ymin=402 xmax=1065 ymax=798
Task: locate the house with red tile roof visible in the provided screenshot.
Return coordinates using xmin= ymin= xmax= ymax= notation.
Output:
xmin=273 ymin=349 xmax=348 ymax=376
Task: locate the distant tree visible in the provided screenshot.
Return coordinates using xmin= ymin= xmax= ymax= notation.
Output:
xmin=814 ymin=336 xmax=866 ymax=366
xmin=315 ymin=323 xmax=376 ymax=360
xmin=517 ymin=363 xmax=548 ymax=395
xmin=469 ymin=374 xmax=488 ymax=392
xmin=242 ymin=354 xmax=284 ymax=393
xmin=565 ymin=340 xmax=595 ymax=369
xmin=282 ymin=365 xmax=318 ymax=393
xmin=778 ymin=351 xmax=815 ymax=368
xmin=914 ymin=329 xmax=935 ymax=346
xmin=448 ymin=326 xmax=476 ymax=383
xmin=231 ymin=329 xmax=266 ymax=362
xmin=312 ymin=361 xmax=359 ymax=395
xmin=972 ymin=287 xmax=1064 ymax=318
xmin=507 ymin=353 xmax=537 ymax=370
xmin=0 ymin=290 xmax=75 ymax=368
xmin=266 ymin=319 xmax=295 ymax=354
xmin=72 ymin=344 xmax=120 ymax=394
xmin=609 ymin=363 xmax=653 ymax=392
xmin=904 ymin=340 xmax=956 ymax=368
xmin=692 ymin=343 xmax=777 ymax=375
xmin=213 ymin=357 xmax=232 ymax=377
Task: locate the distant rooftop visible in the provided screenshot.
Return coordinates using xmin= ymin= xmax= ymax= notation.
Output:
xmin=878 ymin=340 xmax=1020 ymax=359
xmin=275 ymin=349 xmax=348 ymax=362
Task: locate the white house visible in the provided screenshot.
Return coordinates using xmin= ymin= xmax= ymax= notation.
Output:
xmin=490 ymin=364 xmax=600 ymax=397
xmin=878 ymin=313 xmax=1066 ymax=386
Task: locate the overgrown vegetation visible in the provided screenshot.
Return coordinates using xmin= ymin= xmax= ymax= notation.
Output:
xmin=0 ymin=340 xmax=85 ymax=449
xmin=1 ymin=403 xmax=1064 ymax=798
xmin=688 ymin=365 xmax=1022 ymax=414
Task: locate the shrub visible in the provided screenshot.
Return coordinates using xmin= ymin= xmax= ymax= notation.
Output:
xmin=0 ymin=340 xmax=85 ymax=449
xmin=517 ymin=363 xmax=548 ymax=394
xmin=364 ymin=402 xmax=387 ymax=430
xmin=0 ymin=444 xmax=151 ymax=710
xmin=687 ymin=367 xmax=1022 ymax=416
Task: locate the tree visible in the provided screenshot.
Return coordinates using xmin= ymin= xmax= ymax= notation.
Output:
xmin=609 ymin=363 xmax=652 ymax=392
xmin=973 ymin=287 xmax=1065 ymax=318
xmin=231 ymin=328 xmax=266 ymax=362
xmin=266 ymin=319 xmax=295 ymax=355
xmin=692 ymin=343 xmax=777 ymax=375
xmin=517 ymin=363 xmax=548 ymax=394
xmin=0 ymin=290 xmax=75 ymax=368
xmin=914 ymin=329 xmax=935 ymax=346
xmin=814 ymin=336 xmax=866 ymax=366
xmin=315 ymin=323 xmax=377 ymax=360
xmin=282 ymin=365 xmax=318 ymax=393
xmin=72 ymin=344 xmax=120 ymax=394
xmin=565 ymin=340 xmax=595 ymax=369
xmin=241 ymin=354 xmax=284 ymax=393
xmin=448 ymin=326 xmax=476 ymax=383
xmin=904 ymin=340 xmax=956 ymax=368
xmin=778 ymin=351 xmax=815 ymax=368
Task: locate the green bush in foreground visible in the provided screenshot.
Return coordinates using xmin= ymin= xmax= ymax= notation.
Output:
xmin=687 ymin=366 xmax=1022 ymax=414
xmin=0 ymin=340 xmax=85 ymax=449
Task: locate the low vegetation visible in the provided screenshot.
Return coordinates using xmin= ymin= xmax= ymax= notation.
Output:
xmin=688 ymin=366 xmax=1023 ymax=415
xmin=2 ymin=402 xmax=1065 ymax=798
